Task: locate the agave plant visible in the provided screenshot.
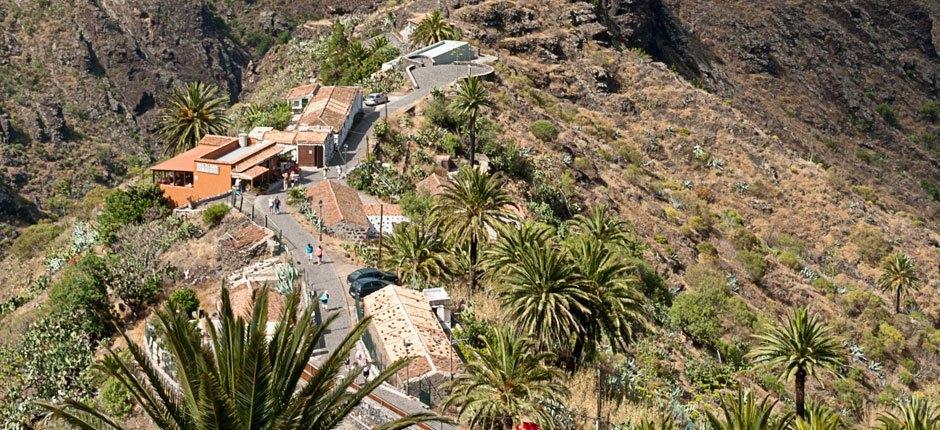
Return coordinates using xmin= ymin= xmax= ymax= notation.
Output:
xmin=876 ymin=396 xmax=940 ymax=430
xmin=705 ymin=389 xmax=792 ymax=430
xmin=37 ymin=287 xmax=440 ymax=429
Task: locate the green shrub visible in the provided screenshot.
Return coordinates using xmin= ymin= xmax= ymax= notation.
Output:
xmin=167 ymin=288 xmax=200 ymax=317
xmin=917 ymin=100 xmax=938 ymax=122
xmin=233 ymin=102 xmax=293 ymax=130
xmin=99 ymin=376 xmax=132 ymax=417
xmin=685 ymin=357 xmax=736 ymax=392
xmin=731 ymin=228 xmax=762 ymax=252
xmin=778 ymin=249 xmax=802 ymax=270
xmin=10 ymin=222 xmax=64 ymax=260
xmin=47 ymin=266 xmax=110 ymax=338
xmin=855 ymin=148 xmax=881 ymax=165
xmin=696 ymin=241 xmax=718 ymax=260
xmin=202 ymin=203 xmax=230 ymax=226
xmin=453 ymin=308 xmax=492 ymax=354
xmin=681 ymin=214 xmax=712 ymax=238
xmin=627 ymin=257 xmax=671 ymax=307
xmin=863 ymin=322 xmax=905 ymax=361
xmin=921 ymin=180 xmax=940 ymax=202
xmin=850 ymin=225 xmax=890 ymax=264
xmin=851 ymin=184 xmax=879 ymax=203
xmin=669 ymin=267 xmax=731 ymax=348
xmin=736 ymin=250 xmax=768 ymax=282
xmin=316 ymin=22 xmax=399 ymax=86
xmin=426 ymin=90 xmax=460 ymax=130
xmin=812 ymin=277 xmax=837 ymax=294
xmin=839 ymin=287 xmax=886 ymax=318
xmin=439 ymin=132 xmax=461 ymax=157
xmin=529 ymin=120 xmax=559 ymax=142
xmin=97 ymin=182 xmax=167 ymax=242
xmin=400 ymin=190 xmax=434 ymax=220
xmin=876 ymin=103 xmax=900 ymax=128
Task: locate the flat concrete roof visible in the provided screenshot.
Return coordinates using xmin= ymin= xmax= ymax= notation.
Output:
xmin=408 ymin=40 xmax=468 ymax=59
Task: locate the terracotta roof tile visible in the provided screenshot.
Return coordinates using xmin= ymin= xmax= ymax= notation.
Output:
xmin=416 ymin=172 xmax=449 ymax=196
xmin=362 ymin=203 xmax=402 ymax=217
xmin=285 ymin=83 xmax=319 ymax=100
xmin=298 ymin=86 xmax=360 ymax=132
xmin=362 ymin=286 xmax=460 ymax=381
xmin=226 ymin=286 xmax=286 ymax=323
xmin=234 ymin=143 xmax=283 ymax=173
xmin=305 ymin=180 xmax=369 ymax=227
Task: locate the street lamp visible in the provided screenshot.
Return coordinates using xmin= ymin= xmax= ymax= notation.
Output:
xmin=317 ymin=199 xmax=324 ymax=243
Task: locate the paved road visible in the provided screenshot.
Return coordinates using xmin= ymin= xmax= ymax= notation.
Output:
xmin=329 ymin=63 xmax=494 ymax=171
xmin=246 ymin=63 xmax=492 ymax=429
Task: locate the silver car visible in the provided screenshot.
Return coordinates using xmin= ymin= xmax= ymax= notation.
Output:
xmin=363 ymin=93 xmax=388 ymax=106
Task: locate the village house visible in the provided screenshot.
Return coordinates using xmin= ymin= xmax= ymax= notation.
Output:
xmin=398 ymin=12 xmax=427 ymax=45
xmin=361 ymin=285 xmax=460 ymax=405
xmin=277 ymin=83 xmax=362 ymax=168
xmin=305 ymin=180 xmax=371 ymax=240
xmin=415 ymin=172 xmax=450 ymax=196
xmin=151 ymin=134 xmax=285 ymax=207
xmin=363 ymin=203 xmax=409 ymax=236
xmin=382 ymin=40 xmax=474 ymax=71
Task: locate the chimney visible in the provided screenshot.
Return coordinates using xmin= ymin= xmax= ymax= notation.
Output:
xmin=238 ymin=133 xmax=248 ymax=147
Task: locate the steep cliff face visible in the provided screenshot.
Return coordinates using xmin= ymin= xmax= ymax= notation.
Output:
xmin=598 ymin=0 xmax=940 ymax=213
xmin=0 ymin=0 xmax=381 ymax=248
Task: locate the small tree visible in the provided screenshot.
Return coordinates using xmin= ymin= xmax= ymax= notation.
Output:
xmin=749 ymin=308 xmax=843 ymax=419
xmin=411 ymin=10 xmax=461 ymax=46
xmin=167 ymin=288 xmax=199 ymax=317
xmin=877 ymin=252 xmax=921 ymax=314
xmin=202 ymin=202 xmax=230 ymax=227
xmin=158 ymin=82 xmax=230 ymax=155
xmin=529 ymin=120 xmax=559 ymax=142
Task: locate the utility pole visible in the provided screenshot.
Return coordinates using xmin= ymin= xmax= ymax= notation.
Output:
xmin=596 ymin=364 xmax=603 ymax=430
xmin=317 ymin=199 xmax=324 ymax=244
xmin=376 ymin=204 xmax=384 ymax=267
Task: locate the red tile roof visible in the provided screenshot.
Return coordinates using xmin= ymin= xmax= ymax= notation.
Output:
xmin=298 ymin=86 xmax=360 ymax=132
xmin=285 ymin=83 xmax=319 ymax=100
xmin=305 ymin=180 xmax=369 ymax=227
xmin=416 ymin=172 xmax=450 ymax=196
xmin=363 ymin=203 xmax=403 ymax=217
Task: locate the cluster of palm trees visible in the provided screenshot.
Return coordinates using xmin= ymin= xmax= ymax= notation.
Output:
xmin=38 ymin=287 xmax=442 ymax=429
xmin=410 ymin=10 xmax=462 ymax=47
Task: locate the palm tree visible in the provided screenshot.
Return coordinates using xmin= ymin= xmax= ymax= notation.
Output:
xmin=566 ymin=204 xmax=646 ymax=256
xmin=381 ymin=222 xmax=450 ymax=289
xmin=876 ymin=396 xmax=940 ymax=430
xmin=436 ymin=167 xmax=514 ymax=293
xmin=749 ymin=308 xmax=843 ymax=419
xmin=158 ymin=82 xmax=230 ymax=155
xmin=444 ymin=327 xmax=567 ymax=430
xmin=877 ymin=252 xmax=922 ymax=314
xmin=411 ymin=10 xmax=461 ymax=46
xmin=451 ymin=76 xmax=493 ymax=166
xmin=482 ymin=221 xmax=553 ymax=278
xmin=705 ymin=390 xmax=793 ymax=430
xmin=793 ymin=405 xmax=844 ymax=430
xmin=497 ymin=238 xmax=591 ymax=350
xmin=565 ymin=235 xmax=646 ymax=360
xmin=38 ymin=287 xmax=438 ymax=429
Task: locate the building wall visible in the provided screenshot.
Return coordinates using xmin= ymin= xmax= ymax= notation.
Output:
xmin=336 ymin=92 xmax=362 ymax=147
xmin=431 ymin=44 xmax=472 ymax=65
xmin=326 ymin=221 xmax=369 ymax=241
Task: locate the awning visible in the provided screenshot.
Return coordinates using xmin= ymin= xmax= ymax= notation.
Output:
xmin=231 ymin=165 xmax=270 ymax=180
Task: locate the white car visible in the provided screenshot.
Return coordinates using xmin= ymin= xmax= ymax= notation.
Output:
xmin=363 ymin=93 xmax=388 ymax=106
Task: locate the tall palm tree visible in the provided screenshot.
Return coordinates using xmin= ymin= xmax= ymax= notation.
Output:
xmin=565 ymin=235 xmax=646 ymax=360
xmin=411 ymin=10 xmax=461 ymax=46
xmin=876 ymin=396 xmax=940 ymax=430
xmin=482 ymin=221 xmax=553 ymax=278
xmin=877 ymin=252 xmax=922 ymax=314
xmin=451 ymin=76 xmax=493 ymax=166
xmin=444 ymin=327 xmax=567 ymax=430
xmin=436 ymin=167 xmax=514 ymax=293
xmin=158 ymin=82 xmax=230 ymax=155
xmin=705 ymin=390 xmax=793 ymax=430
xmin=793 ymin=405 xmax=844 ymax=430
xmin=38 ymin=287 xmax=438 ymax=429
xmin=497 ymin=238 xmax=591 ymax=350
xmin=566 ymin=204 xmax=646 ymax=256
xmin=749 ymin=308 xmax=843 ymax=419
xmin=381 ymin=221 xmax=450 ymax=289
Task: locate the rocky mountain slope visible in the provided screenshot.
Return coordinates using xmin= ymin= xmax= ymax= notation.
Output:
xmin=0 ymin=0 xmax=378 ymax=249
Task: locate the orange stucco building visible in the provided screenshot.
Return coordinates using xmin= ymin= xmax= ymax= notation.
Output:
xmin=151 ymin=134 xmax=285 ymax=207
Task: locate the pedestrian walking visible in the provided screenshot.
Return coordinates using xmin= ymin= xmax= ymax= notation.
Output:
xmin=267 ymin=196 xmax=274 ymax=213
xmin=319 ymin=290 xmax=330 ymax=306
xmin=305 ymin=243 xmax=314 ymax=261
xmin=273 ymin=196 xmax=281 ymax=214
xmin=362 ymin=364 xmax=370 ymax=380
xmin=315 ymin=245 xmax=323 ymax=264
xmin=338 ymin=165 xmax=344 ymax=178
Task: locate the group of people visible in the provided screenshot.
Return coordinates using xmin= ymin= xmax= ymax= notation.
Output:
xmin=306 ymin=243 xmax=323 ymax=264
xmin=267 ymin=196 xmax=282 ymax=214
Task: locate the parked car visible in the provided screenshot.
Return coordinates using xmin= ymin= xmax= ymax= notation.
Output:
xmin=348 ymin=277 xmax=394 ymax=299
xmin=346 ymin=267 xmax=397 ymax=286
xmin=363 ymin=92 xmax=388 ymax=106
